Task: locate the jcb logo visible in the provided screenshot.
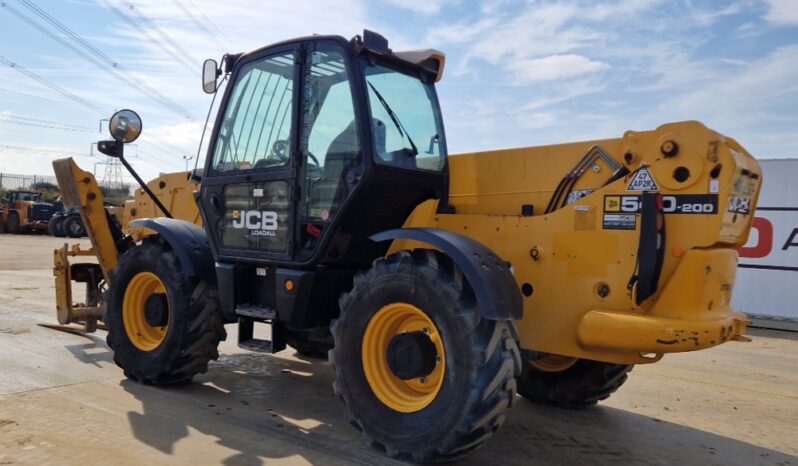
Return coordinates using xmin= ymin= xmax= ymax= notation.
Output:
xmin=232 ymin=210 xmax=279 ymax=231
xmin=605 ymin=196 xmax=621 ymax=212
xmin=604 ymin=196 xmax=639 ymax=213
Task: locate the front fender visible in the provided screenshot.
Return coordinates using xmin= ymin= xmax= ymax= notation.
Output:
xmin=371 ymin=228 xmax=522 ymax=321
xmin=130 ymin=218 xmax=214 ymax=281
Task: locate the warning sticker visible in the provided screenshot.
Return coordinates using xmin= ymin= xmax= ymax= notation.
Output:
xmin=603 ymin=214 xmax=637 ymax=230
xmin=626 ymin=167 xmax=659 ymax=192
xmin=566 ymin=189 xmax=593 ymax=205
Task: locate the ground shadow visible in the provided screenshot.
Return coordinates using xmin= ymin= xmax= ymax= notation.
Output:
xmin=55 ymin=328 xmax=796 ymax=465
xmin=116 ymin=350 xmax=796 ymax=466
xmin=61 ymin=332 xmax=114 ymax=367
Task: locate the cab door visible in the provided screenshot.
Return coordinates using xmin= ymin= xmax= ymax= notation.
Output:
xmin=200 ymin=47 xmax=300 ymax=262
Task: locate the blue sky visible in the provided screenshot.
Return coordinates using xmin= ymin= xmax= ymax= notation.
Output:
xmin=0 ymin=0 xmax=796 ymax=181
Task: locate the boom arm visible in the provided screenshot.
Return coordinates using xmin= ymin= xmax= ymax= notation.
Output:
xmin=53 ymin=158 xmax=120 ymax=279
xmin=51 ymin=158 xmax=121 ymax=329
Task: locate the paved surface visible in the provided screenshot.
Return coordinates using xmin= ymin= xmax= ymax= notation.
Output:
xmin=0 ymin=234 xmax=796 ymax=465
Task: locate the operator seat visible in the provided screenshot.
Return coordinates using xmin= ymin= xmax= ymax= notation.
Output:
xmin=309 ymin=120 xmax=385 ymax=220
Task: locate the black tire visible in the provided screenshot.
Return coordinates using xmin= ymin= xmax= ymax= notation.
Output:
xmin=47 ymin=216 xmax=64 ymax=236
xmin=6 ymin=212 xmax=20 ymax=234
xmin=63 ymin=215 xmax=85 ymax=238
xmin=285 ymin=328 xmax=332 ymax=359
xmin=106 ymin=239 xmax=226 ymax=385
xmin=331 ymin=250 xmax=521 ymax=462
xmin=517 ymin=357 xmax=633 ymax=408
xmin=53 ymin=216 xmax=67 ymax=237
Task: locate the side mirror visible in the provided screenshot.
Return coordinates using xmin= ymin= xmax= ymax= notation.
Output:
xmin=203 ymin=59 xmax=219 ymax=94
xmin=108 ymin=109 xmax=142 ymax=144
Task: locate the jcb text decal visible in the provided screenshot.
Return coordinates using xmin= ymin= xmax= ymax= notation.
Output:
xmin=232 ymin=210 xmax=279 ymax=236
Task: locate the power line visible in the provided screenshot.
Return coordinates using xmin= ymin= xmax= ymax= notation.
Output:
xmin=11 ymin=0 xmax=195 ymax=120
xmin=98 ymin=0 xmax=198 ymax=73
xmin=0 ymin=112 xmax=96 ymax=132
xmin=0 ymin=57 xmax=187 ymax=165
xmin=0 ymin=55 xmax=107 ymax=114
xmin=171 ymin=0 xmax=230 ymax=48
xmin=1 ymin=1 xmax=108 ymax=71
xmin=0 ymin=144 xmax=90 ymax=157
xmin=136 ymin=150 xmax=184 ymax=170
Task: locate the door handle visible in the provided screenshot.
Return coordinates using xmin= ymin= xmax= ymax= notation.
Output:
xmin=210 ymin=192 xmax=222 ymax=214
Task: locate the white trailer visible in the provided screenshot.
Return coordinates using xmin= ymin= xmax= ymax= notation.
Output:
xmin=733 ymin=158 xmax=798 ymax=331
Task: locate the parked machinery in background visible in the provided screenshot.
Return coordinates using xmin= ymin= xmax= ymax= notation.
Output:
xmin=0 ymin=190 xmax=59 ymax=234
xmin=48 ymin=207 xmax=86 ymax=238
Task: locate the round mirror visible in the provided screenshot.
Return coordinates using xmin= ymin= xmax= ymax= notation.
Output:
xmin=109 ymin=109 xmax=142 ymax=143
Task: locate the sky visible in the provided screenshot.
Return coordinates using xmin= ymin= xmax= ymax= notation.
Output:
xmin=0 ymin=0 xmax=796 ymax=182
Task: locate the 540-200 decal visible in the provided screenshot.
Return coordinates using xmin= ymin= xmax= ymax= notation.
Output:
xmin=604 ymin=194 xmax=719 ymax=215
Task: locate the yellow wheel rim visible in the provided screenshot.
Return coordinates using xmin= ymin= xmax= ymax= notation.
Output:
xmin=123 ymin=271 xmax=169 ymax=352
xmin=529 ymin=353 xmax=578 ymax=372
xmin=362 ymin=303 xmax=446 ymax=413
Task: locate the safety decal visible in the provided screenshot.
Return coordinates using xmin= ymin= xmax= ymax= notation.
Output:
xmin=728 ymin=196 xmax=751 ymax=215
xmin=603 ymin=213 xmax=637 ymax=230
xmin=626 ymin=167 xmax=659 ymax=192
xmin=567 ymin=189 xmax=593 ymax=205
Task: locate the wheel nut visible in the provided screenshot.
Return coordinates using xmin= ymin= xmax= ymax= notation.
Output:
xmin=419 ymin=377 xmax=427 ymax=384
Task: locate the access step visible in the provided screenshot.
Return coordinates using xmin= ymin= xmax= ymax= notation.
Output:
xmin=235 ymin=304 xmax=277 ymax=320
xmin=237 ymin=317 xmax=286 ymax=354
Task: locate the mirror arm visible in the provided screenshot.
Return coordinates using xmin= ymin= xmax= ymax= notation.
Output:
xmin=97 ymin=140 xmax=173 ymax=219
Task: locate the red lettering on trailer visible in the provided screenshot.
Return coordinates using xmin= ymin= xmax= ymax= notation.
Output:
xmin=739 ymin=217 xmax=773 ymax=259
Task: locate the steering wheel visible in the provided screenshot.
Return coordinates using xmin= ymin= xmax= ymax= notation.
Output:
xmin=305 ymin=151 xmax=322 ymax=179
xmin=307 ymin=151 xmax=321 ymax=169
xmin=270 ymin=139 xmax=289 ymax=162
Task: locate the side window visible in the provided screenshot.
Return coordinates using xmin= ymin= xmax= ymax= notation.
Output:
xmin=211 ymin=53 xmax=295 ymax=173
xmin=365 ymin=65 xmax=445 ymax=171
xmin=301 ymin=48 xmax=359 ymax=223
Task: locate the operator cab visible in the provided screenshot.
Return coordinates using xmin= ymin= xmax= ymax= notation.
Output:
xmin=198 ymin=30 xmax=449 ymax=268
xmin=7 ymin=191 xmax=41 ymax=203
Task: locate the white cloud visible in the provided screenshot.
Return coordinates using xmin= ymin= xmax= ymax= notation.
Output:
xmin=426 ymin=17 xmax=499 ymax=45
xmin=383 ymin=0 xmax=455 ymax=15
xmin=762 ymin=0 xmax=798 ymax=25
xmin=662 ymin=45 xmax=798 ymax=127
xmin=509 ymin=54 xmax=609 ymax=83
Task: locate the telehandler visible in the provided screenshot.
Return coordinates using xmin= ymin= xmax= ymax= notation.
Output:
xmin=51 ymin=30 xmax=762 ymax=462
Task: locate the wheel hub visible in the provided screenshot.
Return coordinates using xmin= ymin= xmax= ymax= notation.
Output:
xmin=144 ymin=293 xmax=169 ymax=327
xmin=386 ymin=331 xmax=437 ymax=380
xmin=361 ymin=302 xmax=446 ymax=413
xmin=122 ymin=271 xmax=169 ymax=351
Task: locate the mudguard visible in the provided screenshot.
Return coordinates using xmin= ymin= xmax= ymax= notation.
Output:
xmin=371 ymin=228 xmax=523 ymax=321
xmin=129 ymin=218 xmax=215 ymax=282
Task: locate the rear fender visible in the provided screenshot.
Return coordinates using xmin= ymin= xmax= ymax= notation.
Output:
xmin=371 ymin=228 xmax=522 ymax=321
xmin=129 ymin=218 xmax=214 ymax=282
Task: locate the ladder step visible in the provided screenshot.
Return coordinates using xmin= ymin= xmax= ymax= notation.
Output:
xmin=237 ymin=317 xmax=286 ymax=354
xmin=235 ymin=304 xmax=277 ymax=320
xmin=238 ymin=338 xmax=275 ymax=353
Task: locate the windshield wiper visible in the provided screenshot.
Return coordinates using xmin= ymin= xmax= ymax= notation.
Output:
xmin=367 ymin=82 xmax=418 ymax=156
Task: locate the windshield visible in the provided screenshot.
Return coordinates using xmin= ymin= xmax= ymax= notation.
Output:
xmin=211 ymin=53 xmax=295 ymax=174
xmin=16 ymin=192 xmax=39 ymax=201
xmin=365 ymin=65 xmax=445 ymax=171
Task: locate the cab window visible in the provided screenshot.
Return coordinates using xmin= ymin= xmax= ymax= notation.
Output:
xmin=365 ymin=65 xmax=445 ymax=171
xmin=300 ymin=47 xmax=359 ymax=223
xmin=211 ymin=52 xmax=295 ymax=173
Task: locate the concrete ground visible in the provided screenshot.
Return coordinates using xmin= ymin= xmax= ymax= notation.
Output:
xmin=0 ymin=234 xmax=795 ymax=466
